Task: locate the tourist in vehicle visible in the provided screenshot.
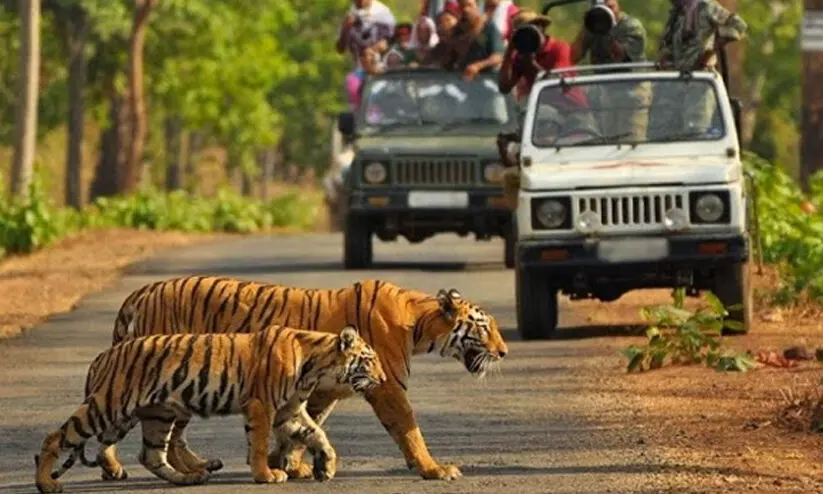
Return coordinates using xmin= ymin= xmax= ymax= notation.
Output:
xmin=388 ymin=22 xmax=416 ymax=64
xmin=569 ymin=0 xmax=650 ymax=141
xmin=337 ymin=0 xmax=396 ymax=109
xmin=484 ymin=0 xmax=520 ymax=42
xmin=449 ymin=0 xmax=505 ymax=81
xmin=497 ymin=8 xmax=573 ymax=104
xmin=416 ymin=6 xmax=461 ymax=69
xmin=657 ymin=0 xmax=747 ymax=133
xmin=408 ymin=16 xmax=440 ymax=65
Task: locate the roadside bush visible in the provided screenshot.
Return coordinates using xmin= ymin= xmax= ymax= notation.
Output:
xmin=623 ymin=289 xmax=756 ymax=373
xmin=744 ymin=151 xmax=823 ymax=303
xmin=0 ymin=182 xmax=320 ymax=258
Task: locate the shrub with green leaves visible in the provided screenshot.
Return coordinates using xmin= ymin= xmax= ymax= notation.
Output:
xmin=623 ymin=289 xmax=756 ymax=373
xmin=744 ymin=151 xmax=823 ymax=302
xmin=0 ymin=183 xmax=320 ymax=258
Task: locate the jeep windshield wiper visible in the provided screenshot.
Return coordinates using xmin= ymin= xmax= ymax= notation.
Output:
xmin=571 ymin=132 xmax=633 ymax=146
xmin=653 ymin=131 xmax=710 ymax=143
xmin=439 ymin=117 xmax=504 ymax=132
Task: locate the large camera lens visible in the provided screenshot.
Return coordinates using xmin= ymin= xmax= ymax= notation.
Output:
xmin=584 ymin=5 xmax=615 ymax=35
xmin=511 ymin=24 xmax=544 ymax=55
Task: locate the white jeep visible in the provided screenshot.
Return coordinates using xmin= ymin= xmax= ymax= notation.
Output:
xmin=514 ymin=62 xmax=753 ymax=340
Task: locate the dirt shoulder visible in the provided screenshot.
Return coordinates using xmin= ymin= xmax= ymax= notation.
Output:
xmin=0 ymin=229 xmax=229 ymax=340
xmin=568 ymin=268 xmax=823 ymax=492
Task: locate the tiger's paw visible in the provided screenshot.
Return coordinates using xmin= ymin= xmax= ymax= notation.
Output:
xmin=312 ymin=451 xmax=336 ymax=482
xmin=421 ymin=463 xmax=462 ymax=481
xmin=100 ymin=465 xmax=128 ymax=481
xmin=287 ymin=462 xmax=314 ymax=480
xmin=253 ymin=467 xmax=288 ymax=484
xmin=35 ymin=477 xmax=63 ymax=494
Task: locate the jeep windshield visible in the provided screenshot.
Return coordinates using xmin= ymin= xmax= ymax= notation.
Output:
xmin=530 ymin=77 xmax=726 ymax=149
xmin=357 ymin=72 xmax=514 ymax=134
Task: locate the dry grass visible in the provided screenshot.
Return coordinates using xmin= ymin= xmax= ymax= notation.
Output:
xmin=0 ymin=229 xmax=229 ymax=340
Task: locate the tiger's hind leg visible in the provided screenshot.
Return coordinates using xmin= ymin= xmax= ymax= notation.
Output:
xmin=268 ymin=395 xmax=339 ymax=479
xmin=35 ymin=403 xmax=101 ymax=494
xmin=165 ymin=417 xmax=223 ymax=474
xmin=136 ymin=408 xmax=211 ymax=486
xmin=97 ymin=416 xmax=139 ymax=482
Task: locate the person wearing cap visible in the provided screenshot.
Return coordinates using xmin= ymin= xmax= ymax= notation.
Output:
xmin=570 ymin=0 xmax=649 ymax=142
xmin=657 ymin=0 xmax=747 ymax=134
xmin=497 ymin=8 xmax=573 ymax=104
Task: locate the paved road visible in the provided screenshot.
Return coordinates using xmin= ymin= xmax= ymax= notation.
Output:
xmin=0 ymin=234 xmax=666 ymax=494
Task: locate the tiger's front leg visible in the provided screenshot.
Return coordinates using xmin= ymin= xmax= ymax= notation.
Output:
xmin=268 ymin=393 xmax=339 ymax=479
xmin=245 ymin=398 xmax=287 ymax=484
xmin=365 ymin=382 xmax=462 ymax=481
xmin=274 ymin=408 xmax=338 ymax=482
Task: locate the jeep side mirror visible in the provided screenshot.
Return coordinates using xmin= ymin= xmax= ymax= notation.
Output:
xmin=729 ymin=97 xmax=742 ymax=147
xmin=338 ymin=112 xmax=355 ymax=137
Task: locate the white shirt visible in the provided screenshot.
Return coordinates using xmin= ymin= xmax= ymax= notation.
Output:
xmin=342 ymin=1 xmax=396 ymax=70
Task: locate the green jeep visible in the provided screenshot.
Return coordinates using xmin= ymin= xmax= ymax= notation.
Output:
xmin=337 ymin=67 xmax=519 ymax=269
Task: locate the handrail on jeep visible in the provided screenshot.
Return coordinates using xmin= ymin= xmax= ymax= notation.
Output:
xmin=541 ymin=62 xmax=703 ymax=78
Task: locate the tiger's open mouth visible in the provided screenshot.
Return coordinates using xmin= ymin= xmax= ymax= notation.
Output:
xmin=463 ymin=348 xmax=490 ymax=376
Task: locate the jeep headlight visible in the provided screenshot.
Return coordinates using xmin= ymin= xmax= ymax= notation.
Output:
xmin=694 ymin=193 xmax=724 ymax=222
xmin=483 ymin=162 xmax=505 ymax=183
xmin=532 ymin=198 xmax=569 ymax=229
xmin=689 ymin=191 xmax=730 ymax=224
xmin=364 ymin=162 xmax=387 ymax=184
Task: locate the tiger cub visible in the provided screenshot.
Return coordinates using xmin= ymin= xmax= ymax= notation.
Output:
xmin=34 ymin=324 xmax=385 ymax=493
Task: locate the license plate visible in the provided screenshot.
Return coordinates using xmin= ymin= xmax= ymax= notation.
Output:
xmin=407 ymin=191 xmax=469 ymax=208
xmin=597 ymin=238 xmax=669 ymax=263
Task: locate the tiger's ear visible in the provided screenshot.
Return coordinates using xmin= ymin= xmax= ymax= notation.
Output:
xmin=437 ymin=288 xmax=462 ymax=320
xmin=339 ymin=325 xmax=359 ymax=352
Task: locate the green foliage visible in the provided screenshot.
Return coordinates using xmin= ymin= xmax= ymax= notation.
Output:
xmin=744 ymin=151 xmax=823 ymax=302
xmin=0 ymin=182 xmax=320 ymax=258
xmin=623 ymin=288 xmax=756 ymax=373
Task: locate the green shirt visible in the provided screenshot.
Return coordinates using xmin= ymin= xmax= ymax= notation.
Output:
xmin=581 ymin=13 xmax=647 ymax=65
xmin=660 ymin=0 xmax=747 ymax=71
xmin=453 ymin=21 xmax=505 ymax=71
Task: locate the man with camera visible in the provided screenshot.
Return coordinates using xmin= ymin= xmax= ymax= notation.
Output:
xmin=570 ymin=0 xmax=650 ymax=142
xmin=657 ymin=0 xmax=747 ymax=133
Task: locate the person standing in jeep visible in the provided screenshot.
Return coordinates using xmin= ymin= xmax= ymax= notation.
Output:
xmin=657 ymin=0 xmax=747 ymax=134
xmin=570 ymin=0 xmax=650 ymax=141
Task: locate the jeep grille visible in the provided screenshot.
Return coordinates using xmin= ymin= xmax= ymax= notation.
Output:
xmin=394 ymin=157 xmax=477 ymax=186
xmin=576 ymin=193 xmax=687 ymax=227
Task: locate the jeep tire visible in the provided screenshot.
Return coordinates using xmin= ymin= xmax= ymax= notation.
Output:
xmin=515 ymin=265 xmax=559 ymax=340
xmin=504 ymin=219 xmax=516 ymax=269
xmin=343 ymin=214 xmax=372 ymax=269
xmin=712 ymin=261 xmax=752 ymax=335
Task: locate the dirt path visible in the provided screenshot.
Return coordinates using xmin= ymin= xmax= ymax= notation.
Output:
xmin=0 ymin=233 xmax=821 ymax=493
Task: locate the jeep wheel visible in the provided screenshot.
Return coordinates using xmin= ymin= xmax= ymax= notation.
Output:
xmin=712 ymin=261 xmax=752 ymax=335
xmin=515 ymin=265 xmax=558 ymax=340
xmin=343 ymin=214 xmax=372 ymax=269
xmin=504 ymin=221 xmax=516 ymax=269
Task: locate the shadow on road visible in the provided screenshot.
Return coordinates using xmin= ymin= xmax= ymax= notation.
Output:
xmin=501 ymin=325 xmax=647 ymax=342
xmin=129 ymin=261 xmax=506 ymax=277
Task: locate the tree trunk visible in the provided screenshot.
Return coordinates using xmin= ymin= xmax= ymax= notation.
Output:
xmin=90 ymin=91 xmax=128 ymax=199
xmin=122 ymin=0 xmax=156 ymax=193
xmin=259 ymin=148 xmax=275 ymax=200
xmin=164 ymin=117 xmax=183 ymax=190
xmin=10 ymin=0 xmax=41 ymax=201
xmin=185 ymin=131 xmax=203 ymax=193
xmin=64 ymin=8 xmax=88 ymax=209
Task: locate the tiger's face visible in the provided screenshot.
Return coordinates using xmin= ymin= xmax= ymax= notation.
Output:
xmin=336 ymin=325 xmax=387 ymax=393
xmin=436 ymin=289 xmax=508 ymax=377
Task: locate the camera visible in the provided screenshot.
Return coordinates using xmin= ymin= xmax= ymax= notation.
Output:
xmin=511 ymin=24 xmax=545 ymax=55
xmin=583 ymin=0 xmax=615 ymax=35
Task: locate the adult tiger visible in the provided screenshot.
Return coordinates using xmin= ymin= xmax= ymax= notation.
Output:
xmin=103 ymin=277 xmax=508 ymax=482
xmin=34 ymin=324 xmax=385 ymax=494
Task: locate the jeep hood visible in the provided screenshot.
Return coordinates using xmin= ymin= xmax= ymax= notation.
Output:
xmin=521 ymin=156 xmax=742 ymax=191
xmin=356 ymin=135 xmax=496 ymax=155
